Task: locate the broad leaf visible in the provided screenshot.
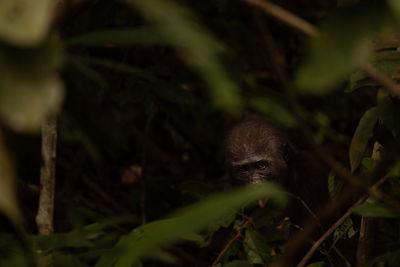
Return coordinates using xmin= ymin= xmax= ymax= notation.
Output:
xmin=95 ymin=183 xmax=287 ymax=267
xmin=349 ymin=107 xmax=378 ymax=172
xmin=353 ymin=202 xmax=399 ymax=218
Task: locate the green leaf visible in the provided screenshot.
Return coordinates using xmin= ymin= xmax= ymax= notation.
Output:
xmin=328 ymin=172 xmax=343 ymax=199
xmin=333 ymin=217 xmax=355 ymax=244
xmin=306 ymin=262 xmax=326 ymax=267
xmin=244 ymin=229 xmax=273 ymax=264
xmin=67 ymin=26 xmax=165 ymax=46
xmin=0 ymin=0 xmax=54 ymax=46
xmin=349 ymin=107 xmax=378 ymax=172
xmin=95 ymin=183 xmax=287 ymax=267
xmin=125 ymin=0 xmax=242 ymax=112
xmin=0 ymin=36 xmax=64 ymax=132
xmin=361 ymin=157 xmax=375 ymax=170
xmin=296 ymin=1 xmax=393 ymax=94
xmin=353 ymin=202 xmax=399 ymax=218
xmin=249 ymin=97 xmax=297 ymax=128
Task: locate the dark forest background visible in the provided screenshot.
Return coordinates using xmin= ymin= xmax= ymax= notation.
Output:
xmin=1 ymin=0 xmax=400 ymax=266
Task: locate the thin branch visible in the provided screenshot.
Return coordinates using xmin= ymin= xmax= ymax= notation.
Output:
xmin=212 ymin=219 xmax=252 ymax=267
xmin=36 ymin=116 xmax=58 ymax=235
xmin=297 ymin=175 xmax=389 ymax=267
xmin=243 ymin=0 xmax=318 ymax=37
xmin=361 ymin=63 xmax=400 ymax=98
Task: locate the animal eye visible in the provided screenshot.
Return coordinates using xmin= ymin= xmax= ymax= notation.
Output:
xmin=255 ymin=161 xmax=269 ymax=169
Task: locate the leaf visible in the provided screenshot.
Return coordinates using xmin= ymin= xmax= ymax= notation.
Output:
xmin=67 ymin=26 xmax=165 ymax=46
xmin=0 ymin=36 xmax=64 ymax=132
xmin=296 ymin=1 xmax=393 ymax=94
xmin=125 ymin=0 xmax=242 ymax=112
xmin=306 ymin=262 xmax=326 ymax=267
xmin=95 ymin=183 xmax=287 ymax=267
xmin=333 ymin=217 xmax=355 ymax=244
xmin=349 ymin=107 xmax=378 ymax=173
xmin=244 ymin=229 xmax=273 ymax=264
xmin=0 ymin=0 xmax=54 ymax=46
xmin=353 ymin=202 xmax=399 ymax=218
xmin=354 ymin=203 xmax=400 ymax=218
xmin=361 ymin=157 xmax=375 ymax=170
xmin=328 ymin=172 xmax=343 ymax=199
xmin=249 ymin=97 xmax=297 ymax=128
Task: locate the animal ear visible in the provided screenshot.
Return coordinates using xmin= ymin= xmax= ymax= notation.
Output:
xmin=282 ymin=142 xmax=292 ymax=163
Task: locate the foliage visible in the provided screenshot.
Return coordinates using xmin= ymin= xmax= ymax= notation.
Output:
xmin=1 ymin=0 xmax=400 ymax=266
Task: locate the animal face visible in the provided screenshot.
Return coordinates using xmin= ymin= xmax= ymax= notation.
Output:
xmin=225 ymin=120 xmax=291 ymax=185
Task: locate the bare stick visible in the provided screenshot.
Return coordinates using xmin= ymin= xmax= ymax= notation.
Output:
xmin=362 ymin=63 xmax=400 ymax=98
xmin=36 ymin=117 xmax=57 ymax=235
xmin=243 ymin=0 xmax=318 ymax=37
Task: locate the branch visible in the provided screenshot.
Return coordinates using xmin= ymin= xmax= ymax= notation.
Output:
xmin=36 ymin=116 xmax=58 ymax=235
xmin=243 ymin=0 xmax=318 ymax=37
xmin=297 ymin=175 xmax=389 ymax=267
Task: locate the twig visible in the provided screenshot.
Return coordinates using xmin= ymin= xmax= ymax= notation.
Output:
xmin=361 ymin=63 xmax=400 ymax=98
xmin=297 ymin=175 xmax=389 ymax=267
xmin=212 ymin=219 xmax=252 ymax=266
xmin=243 ymin=0 xmax=318 ymax=37
xmin=36 ymin=116 xmax=58 ymax=236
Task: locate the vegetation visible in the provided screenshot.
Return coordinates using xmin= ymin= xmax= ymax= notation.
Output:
xmin=1 ymin=0 xmax=400 ymax=266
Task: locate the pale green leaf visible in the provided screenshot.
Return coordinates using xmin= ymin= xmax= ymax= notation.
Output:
xmin=0 ymin=36 xmax=64 ymax=132
xmin=0 ymin=0 xmax=54 ymax=46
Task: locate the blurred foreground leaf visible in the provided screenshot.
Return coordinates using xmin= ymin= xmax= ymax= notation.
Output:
xmin=296 ymin=1 xmax=393 ymax=93
xmin=249 ymin=97 xmax=296 ymax=128
xmin=354 ymin=202 xmax=399 ymax=218
xmin=125 ymin=0 xmax=242 ymax=112
xmin=349 ymin=107 xmax=378 ymax=172
xmin=0 ymin=0 xmax=55 ymax=46
xmin=96 ymin=183 xmax=287 ymax=266
xmin=0 ymin=36 xmax=64 ymax=132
